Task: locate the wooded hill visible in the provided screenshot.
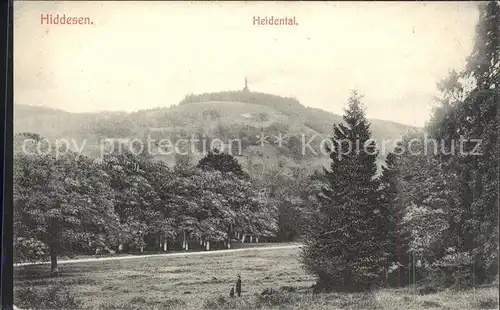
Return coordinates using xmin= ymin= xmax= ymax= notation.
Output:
xmin=14 ymin=91 xmax=416 ymax=175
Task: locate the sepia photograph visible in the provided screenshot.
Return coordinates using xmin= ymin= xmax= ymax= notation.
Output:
xmin=12 ymin=1 xmax=499 ymax=309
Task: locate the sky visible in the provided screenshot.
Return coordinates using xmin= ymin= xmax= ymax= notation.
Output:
xmin=14 ymin=1 xmax=479 ymax=127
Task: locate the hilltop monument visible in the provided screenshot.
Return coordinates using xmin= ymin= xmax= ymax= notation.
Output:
xmin=243 ymin=76 xmax=249 ymax=92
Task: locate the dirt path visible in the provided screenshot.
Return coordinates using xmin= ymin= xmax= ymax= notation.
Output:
xmin=14 ymin=244 xmax=302 ymax=267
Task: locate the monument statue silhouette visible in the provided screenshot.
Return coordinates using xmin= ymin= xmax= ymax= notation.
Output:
xmin=243 ymin=77 xmax=249 ymax=92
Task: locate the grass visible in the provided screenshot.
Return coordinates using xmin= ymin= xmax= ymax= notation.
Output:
xmin=15 ymin=246 xmax=499 ymax=309
xmin=203 ymin=286 xmax=499 ymax=310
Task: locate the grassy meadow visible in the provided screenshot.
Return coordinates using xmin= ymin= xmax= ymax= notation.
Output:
xmin=14 ymin=246 xmax=498 ymax=309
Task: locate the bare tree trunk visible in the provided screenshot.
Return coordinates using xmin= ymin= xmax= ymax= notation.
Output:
xmin=256 ymin=237 xmax=259 ymax=243
xmin=183 ymin=230 xmax=187 ymax=250
xmin=163 ymin=232 xmax=168 ymax=251
xmin=250 ymin=235 xmax=253 ymax=243
xmin=227 ymin=241 xmax=231 ymax=249
xmin=241 ymin=234 xmax=246 ymax=243
xmin=205 ymin=241 xmax=210 ymax=251
xmin=50 ymin=248 xmax=58 ymax=275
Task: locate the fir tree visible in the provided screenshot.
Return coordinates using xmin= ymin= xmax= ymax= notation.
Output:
xmin=377 ymin=152 xmax=405 ymax=286
xmin=301 ymin=91 xmax=385 ymax=292
xmin=427 ymin=0 xmax=498 ymax=284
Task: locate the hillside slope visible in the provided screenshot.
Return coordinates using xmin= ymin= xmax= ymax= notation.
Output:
xmin=14 ymin=91 xmax=418 ymax=174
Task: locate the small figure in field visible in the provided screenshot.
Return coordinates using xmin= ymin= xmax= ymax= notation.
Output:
xmin=236 ymin=274 xmax=242 ymax=297
xmin=229 ymin=287 xmax=235 ymax=298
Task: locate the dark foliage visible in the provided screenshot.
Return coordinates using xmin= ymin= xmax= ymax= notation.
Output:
xmin=197 ymin=149 xmax=249 ymax=179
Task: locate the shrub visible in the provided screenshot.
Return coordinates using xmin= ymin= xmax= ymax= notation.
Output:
xmin=15 ymin=284 xmax=81 ymax=309
xmin=202 ymin=295 xmax=253 ymax=310
xmin=14 ymin=238 xmax=49 ymax=263
xmin=422 ymin=300 xmax=442 ymax=308
xmin=255 ymin=290 xmax=301 ymax=307
xmin=430 ymin=249 xmax=474 ymax=289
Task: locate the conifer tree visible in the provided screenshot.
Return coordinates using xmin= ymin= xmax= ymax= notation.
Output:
xmin=377 ymin=152 xmax=406 ymax=286
xmin=427 ymin=0 xmax=498 ymax=284
xmin=301 ymin=91 xmax=385 ymax=292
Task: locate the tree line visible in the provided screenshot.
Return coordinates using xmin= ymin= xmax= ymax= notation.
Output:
xmin=14 ymin=139 xmax=278 ymax=273
xmin=300 ymin=1 xmax=498 ymax=292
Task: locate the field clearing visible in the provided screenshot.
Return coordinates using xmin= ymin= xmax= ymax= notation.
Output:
xmin=14 ymin=246 xmax=499 ymax=309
